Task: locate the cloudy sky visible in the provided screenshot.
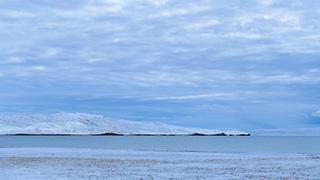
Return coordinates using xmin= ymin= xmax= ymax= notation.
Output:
xmin=0 ymin=0 xmax=320 ymax=131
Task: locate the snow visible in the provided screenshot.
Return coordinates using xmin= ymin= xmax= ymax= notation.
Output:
xmin=0 ymin=148 xmax=319 ymax=180
xmin=0 ymin=112 xmax=248 ymax=135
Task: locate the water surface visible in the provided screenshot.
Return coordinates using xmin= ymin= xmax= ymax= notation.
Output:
xmin=1 ymin=136 xmax=319 ymax=154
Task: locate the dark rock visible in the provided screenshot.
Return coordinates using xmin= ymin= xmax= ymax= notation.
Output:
xmin=100 ymin=132 xmax=123 ymax=136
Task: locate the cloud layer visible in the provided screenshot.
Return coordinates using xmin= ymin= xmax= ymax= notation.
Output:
xmin=312 ymin=110 xmax=320 ymax=117
xmin=0 ymin=0 xmax=320 ymax=130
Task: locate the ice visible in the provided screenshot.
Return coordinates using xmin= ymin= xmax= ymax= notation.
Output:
xmin=0 ymin=148 xmax=319 ymax=180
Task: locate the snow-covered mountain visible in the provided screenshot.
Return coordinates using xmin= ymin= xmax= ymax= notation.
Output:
xmin=0 ymin=113 xmax=249 ymax=135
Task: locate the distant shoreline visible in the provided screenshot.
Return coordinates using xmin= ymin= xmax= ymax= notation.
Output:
xmin=3 ymin=132 xmax=250 ymax=136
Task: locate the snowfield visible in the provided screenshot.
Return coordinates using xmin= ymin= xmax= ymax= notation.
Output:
xmin=0 ymin=113 xmax=248 ymax=135
xmin=0 ymin=148 xmax=319 ymax=180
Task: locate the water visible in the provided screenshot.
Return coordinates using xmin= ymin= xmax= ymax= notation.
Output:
xmin=1 ymin=136 xmax=319 ymax=154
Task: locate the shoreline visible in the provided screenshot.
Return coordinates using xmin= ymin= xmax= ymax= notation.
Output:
xmin=3 ymin=132 xmax=250 ymax=136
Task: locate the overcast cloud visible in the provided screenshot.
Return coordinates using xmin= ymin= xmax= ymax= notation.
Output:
xmin=0 ymin=0 xmax=320 ymax=130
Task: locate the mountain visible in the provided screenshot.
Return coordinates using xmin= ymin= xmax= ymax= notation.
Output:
xmin=0 ymin=113 xmax=249 ymax=136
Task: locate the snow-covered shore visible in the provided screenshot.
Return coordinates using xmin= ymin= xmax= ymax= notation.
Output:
xmin=0 ymin=113 xmax=249 ymax=136
xmin=1 ymin=148 xmax=319 ymax=180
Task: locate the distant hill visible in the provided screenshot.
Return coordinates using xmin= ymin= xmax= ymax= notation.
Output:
xmin=0 ymin=113 xmax=249 ymax=136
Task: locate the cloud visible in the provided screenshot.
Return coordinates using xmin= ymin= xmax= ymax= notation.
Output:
xmin=153 ymin=93 xmax=237 ymax=100
xmin=32 ymin=66 xmax=47 ymax=71
xmin=1 ymin=57 xmax=25 ymax=64
xmin=312 ymin=110 xmax=320 ymax=117
xmin=250 ymin=127 xmax=320 ymax=136
xmin=0 ymin=10 xmax=35 ymax=18
xmin=0 ymin=0 xmax=320 ymax=129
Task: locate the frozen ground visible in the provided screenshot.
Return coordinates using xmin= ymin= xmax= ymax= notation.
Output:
xmin=0 ymin=148 xmax=319 ymax=180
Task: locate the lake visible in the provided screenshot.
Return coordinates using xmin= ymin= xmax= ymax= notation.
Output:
xmin=1 ymin=136 xmax=319 ymax=154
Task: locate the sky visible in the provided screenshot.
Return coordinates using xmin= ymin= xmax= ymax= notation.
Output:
xmin=0 ymin=0 xmax=320 ymax=131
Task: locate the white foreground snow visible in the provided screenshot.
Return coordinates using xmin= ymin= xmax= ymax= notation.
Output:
xmin=0 ymin=148 xmax=319 ymax=180
xmin=0 ymin=112 xmax=248 ymax=135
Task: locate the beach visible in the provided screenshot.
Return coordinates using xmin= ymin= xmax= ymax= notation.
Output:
xmin=1 ymin=148 xmax=319 ymax=180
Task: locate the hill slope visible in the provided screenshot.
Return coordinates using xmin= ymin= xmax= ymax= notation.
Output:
xmin=0 ymin=113 xmax=248 ymax=135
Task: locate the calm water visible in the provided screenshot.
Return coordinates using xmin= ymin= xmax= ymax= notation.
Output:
xmin=1 ymin=136 xmax=319 ymax=154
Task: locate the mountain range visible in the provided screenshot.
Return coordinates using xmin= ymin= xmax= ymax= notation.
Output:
xmin=0 ymin=113 xmax=249 ymax=136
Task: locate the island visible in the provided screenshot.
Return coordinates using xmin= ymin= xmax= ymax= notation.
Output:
xmin=0 ymin=113 xmax=250 ymax=136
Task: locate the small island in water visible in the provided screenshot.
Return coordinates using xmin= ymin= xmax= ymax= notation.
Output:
xmin=0 ymin=113 xmax=249 ymax=136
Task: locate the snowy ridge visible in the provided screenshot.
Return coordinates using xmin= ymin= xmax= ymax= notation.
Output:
xmin=0 ymin=113 xmax=248 ymax=135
